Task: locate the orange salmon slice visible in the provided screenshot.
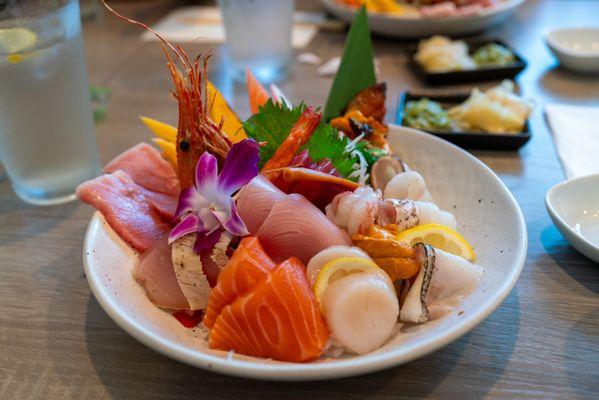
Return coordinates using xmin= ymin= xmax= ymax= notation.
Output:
xmin=209 ymin=257 xmax=330 ymax=362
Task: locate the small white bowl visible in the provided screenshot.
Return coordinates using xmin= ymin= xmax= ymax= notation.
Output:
xmin=545 ymin=28 xmax=599 ymax=73
xmin=546 ymin=174 xmax=599 ymax=263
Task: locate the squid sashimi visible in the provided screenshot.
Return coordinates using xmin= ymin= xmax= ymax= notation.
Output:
xmin=133 ymin=236 xmax=189 ymax=310
xmin=209 ymin=257 xmax=329 ymax=362
xmin=203 ymin=237 xmax=275 ymax=329
xmin=104 ymin=143 xmax=180 ymax=196
xmin=236 ymin=175 xmax=287 ymax=234
xmin=322 ymin=272 xmax=399 ymax=355
xmin=76 ymin=170 xmax=174 ymax=252
xmin=383 ymin=170 xmax=434 ymax=203
xmin=400 ymin=244 xmax=483 ymax=323
xmin=256 ymin=193 xmax=351 ymax=264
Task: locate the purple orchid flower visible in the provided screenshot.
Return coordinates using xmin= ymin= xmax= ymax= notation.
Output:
xmin=168 ymin=139 xmax=260 ymax=253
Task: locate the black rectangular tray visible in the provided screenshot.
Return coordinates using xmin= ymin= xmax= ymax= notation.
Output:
xmin=407 ymin=38 xmax=527 ymax=85
xmin=395 ymin=91 xmax=531 ymax=151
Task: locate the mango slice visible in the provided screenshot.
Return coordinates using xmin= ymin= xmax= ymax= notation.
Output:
xmin=206 ymin=81 xmax=247 ymax=143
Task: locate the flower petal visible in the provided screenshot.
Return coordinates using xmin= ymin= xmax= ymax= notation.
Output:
xmin=175 ymin=187 xmax=207 ymax=218
xmin=194 ymin=228 xmax=223 ymax=253
xmin=196 ymin=151 xmax=218 ymax=191
xmin=217 ymin=139 xmax=260 ymax=194
xmin=222 ymin=201 xmax=249 ymax=236
xmin=168 ymin=213 xmax=201 ymax=244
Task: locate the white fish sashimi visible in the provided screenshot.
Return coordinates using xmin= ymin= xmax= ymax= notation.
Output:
xmin=379 ymin=199 xmax=457 ymax=232
xmin=415 ymin=201 xmax=457 ymax=230
xmin=133 ymin=236 xmax=188 ymax=310
xmin=171 ymin=234 xmax=212 ymax=310
xmin=306 ymin=246 xmax=371 ymax=287
xmin=400 ymin=245 xmax=483 ymax=323
xmin=383 ymin=171 xmax=434 ymax=203
xmin=322 ymin=272 xmax=399 ymax=355
xmin=427 ymin=248 xmax=483 ymax=303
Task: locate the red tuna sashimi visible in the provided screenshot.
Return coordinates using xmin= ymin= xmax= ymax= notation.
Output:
xmin=133 ymin=235 xmax=189 ymax=309
xmin=76 ymin=170 xmax=174 ymax=252
xmin=203 ymin=237 xmax=275 ymax=329
xmin=104 ymin=143 xmax=180 ymax=196
xmin=209 ymin=257 xmax=329 ymax=362
xmin=236 ymin=175 xmax=287 ymax=234
xmin=255 ymin=193 xmax=351 ymax=264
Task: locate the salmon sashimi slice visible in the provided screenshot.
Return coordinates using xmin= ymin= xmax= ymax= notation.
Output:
xmin=203 ymin=237 xmax=275 ymax=329
xmin=209 ymin=257 xmax=329 ymax=362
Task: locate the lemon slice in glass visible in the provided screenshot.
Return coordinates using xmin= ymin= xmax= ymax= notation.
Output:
xmin=313 ymin=257 xmax=385 ymax=310
xmin=0 ymin=27 xmax=37 ymax=63
xmin=396 ymin=223 xmax=476 ymax=262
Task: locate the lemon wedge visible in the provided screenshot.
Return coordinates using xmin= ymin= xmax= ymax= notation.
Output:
xmin=396 ymin=223 xmax=475 ymax=262
xmin=314 ymin=257 xmax=384 ymax=309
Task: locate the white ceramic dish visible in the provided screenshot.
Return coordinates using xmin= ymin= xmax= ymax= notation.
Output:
xmin=320 ymin=0 xmax=525 ymax=39
xmin=83 ymin=125 xmax=527 ymax=380
xmin=546 ymin=174 xmax=599 ymax=263
xmin=545 ymin=28 xmax=599 ymax=73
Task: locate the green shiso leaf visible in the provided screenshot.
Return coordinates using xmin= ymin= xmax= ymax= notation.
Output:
xmin=243 ymin=99 xmax=303 ymax=168
xmin=243 ymin=100 xmax=363 ymax=180
xmin=323 ymin=6 xmax=376 ymax=121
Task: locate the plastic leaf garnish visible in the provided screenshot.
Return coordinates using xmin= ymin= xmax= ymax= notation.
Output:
xmin=323 ymin=6 xmax=376 ymax=121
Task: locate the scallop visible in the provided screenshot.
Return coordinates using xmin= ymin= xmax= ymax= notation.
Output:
xmin=322 ymin=272 xmax=399 ymax=354
xmin=306 ymin=245 xmax=371 ymax=287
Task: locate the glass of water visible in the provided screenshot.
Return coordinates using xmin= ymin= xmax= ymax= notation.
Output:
xmin=0 ymin=0 xmax=101 ymax=205
xmin=218 ymin=0 xmax=294 ymax=83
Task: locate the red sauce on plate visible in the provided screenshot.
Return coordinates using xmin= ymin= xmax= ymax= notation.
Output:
xmin=173 ymin=310 xmax=204 ymax=328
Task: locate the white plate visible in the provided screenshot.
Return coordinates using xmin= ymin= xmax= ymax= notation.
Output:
xmin=546 ymin=174 xmax=599 ymax=263
xmin=321 ymin=0 xmax=525 ymax=38
xmin=544 ymin=28 xmax=599 ymax=73
xmin=83 ymin=125 xmax=527 ymax=380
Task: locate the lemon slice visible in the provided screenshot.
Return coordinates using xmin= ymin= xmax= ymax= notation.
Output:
xmin=396 ymin=223 xmax=475 ymax=262
xmin=313 ymin=257 xmax=383 ymax=309
xmin=0 ymin=28 xmax=37 ymax=57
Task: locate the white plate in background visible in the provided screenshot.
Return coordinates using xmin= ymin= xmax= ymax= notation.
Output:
xmin=321 ymin=0 xmax=525 ymax=39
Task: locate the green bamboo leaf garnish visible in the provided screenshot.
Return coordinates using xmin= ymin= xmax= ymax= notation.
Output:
xmin=323 ymin=6 xmax=376 ymax=121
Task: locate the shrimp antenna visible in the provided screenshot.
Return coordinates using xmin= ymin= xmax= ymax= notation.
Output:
xmin=100 ymin=0 xmax=188 ymax=69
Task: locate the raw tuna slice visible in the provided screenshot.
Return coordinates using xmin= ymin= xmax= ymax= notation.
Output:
xmin=209 ymin=257 xmax=329 ymax=362
xmin=104 ymin=143 xmax=180 ymax=196
xmin=76 ymin=170 xmax=173 ymax=252
xmin=133 ymin=235 xmax=189 ymax=310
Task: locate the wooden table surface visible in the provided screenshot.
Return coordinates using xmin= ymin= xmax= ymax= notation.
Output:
xmin=1 ymin=0 xmax=598 ymax=398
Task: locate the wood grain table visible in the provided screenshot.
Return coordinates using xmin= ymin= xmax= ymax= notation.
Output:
xmin=1 ymin=0 xmax=598 ymax=398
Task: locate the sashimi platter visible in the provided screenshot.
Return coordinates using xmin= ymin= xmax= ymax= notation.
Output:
xmin=80 ymin=6 xmax=526 ymax=379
